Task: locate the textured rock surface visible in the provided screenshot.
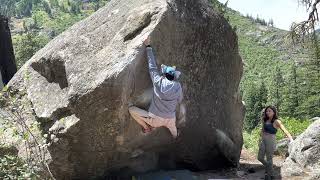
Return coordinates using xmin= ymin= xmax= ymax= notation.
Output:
xmin=274 ymin=138 xmax=290 ymax=156
xmin=282 ymin=120 xmax=320 ymax=178
xmin=8 ymin=0 xmax=244 ymax=178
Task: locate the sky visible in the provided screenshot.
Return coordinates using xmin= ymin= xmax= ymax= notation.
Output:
xmin=218 ymin=0 xmax=310 ymax=30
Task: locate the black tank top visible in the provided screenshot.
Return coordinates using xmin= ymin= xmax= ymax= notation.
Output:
xmin=263 ymin=121 xmax=277 ymax=134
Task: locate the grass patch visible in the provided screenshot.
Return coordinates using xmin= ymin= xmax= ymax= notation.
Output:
xmin=276 ymin=117 xmax=312 ymax=140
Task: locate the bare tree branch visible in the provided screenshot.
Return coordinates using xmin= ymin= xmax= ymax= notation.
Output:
xmin=291 ymin=0 xmax=320 ymax=42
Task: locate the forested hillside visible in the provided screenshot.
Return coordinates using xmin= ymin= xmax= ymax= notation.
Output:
xmin=0 ymin=0 xmax=109 ymax=67
xmin=212 ymin=2 xmax=320 ymax=130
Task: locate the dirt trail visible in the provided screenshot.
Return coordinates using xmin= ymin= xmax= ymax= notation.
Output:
xmin=133 ymin=148 xmax=310 ymax=180
xmin=191 ymin=148 xmax=308 ymax=180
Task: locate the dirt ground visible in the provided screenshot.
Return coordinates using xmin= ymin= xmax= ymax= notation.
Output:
xmin=191 ymin=148 xmax=309 ymax=180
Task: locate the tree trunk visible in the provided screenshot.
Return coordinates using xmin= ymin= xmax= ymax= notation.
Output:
xmin=0 ymin=15 xmax=17 ymax=86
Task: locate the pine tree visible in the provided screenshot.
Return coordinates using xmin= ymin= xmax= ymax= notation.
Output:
xmin=245 ymin=81 xmax=268 ymax=130
xmin=298 ymin=34 xmax=320 ymax=118
xmin=0 ymin=0 xmax=16 ymax=17
xmin=268 ymin=19 xmax=274 ymax=27
xmin=273 ymin=65 xmax=285 ymax=111
xmin=70 ymin=0 xmax=81 ymax=14
xmin=282 ymin=63 xmax=300 ymax=117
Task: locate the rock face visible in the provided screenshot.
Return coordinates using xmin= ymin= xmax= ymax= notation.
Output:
xmin=274 ymin=138 xmax=290 ymax=156
xmin=282 ymin=120 xmax=320 ymax=178
xmin=0 ymin=15 xmax=17 ymax=87
xmin=8 ymin=0 xmax=244 ymax=178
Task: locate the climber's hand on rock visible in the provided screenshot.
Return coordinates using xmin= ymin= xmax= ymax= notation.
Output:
xmin=289 ymin=138 xmax=294 ymax=144
xmin=288 ymin=138 xmax=294 ymax=152
xmin=144 ymin=36 xmax=150 ymax=46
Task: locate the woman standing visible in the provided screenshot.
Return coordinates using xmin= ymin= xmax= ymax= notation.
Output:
xmin=257 ymin=106 xmax=293 ymax=180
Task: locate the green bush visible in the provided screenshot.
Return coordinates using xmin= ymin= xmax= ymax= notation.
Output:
xmin=276 ymin=117 xmax=312 ymax=140
xmin=12 ymin=33 xmax=50 ymax=68
xmin=47 ymin=11 xmax=86 ymax=36
xmin=0 ymin=90 xmax=49 ymax=179
xmin=243 ymin=124 xmax=261 ymax=153
xmin=0 ymin=155 xmax=39 ymax=179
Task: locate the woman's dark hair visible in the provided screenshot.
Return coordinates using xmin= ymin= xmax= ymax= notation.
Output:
xmin=263 ymin=105 xmax=278 ymax=123
xmin=165 ymin=73 xmax=174 ymax=81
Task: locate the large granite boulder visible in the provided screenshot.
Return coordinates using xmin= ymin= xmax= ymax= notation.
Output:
xmin=281 ymin=119 xmax=320 ymax=178
xmin=8 ymin=0 xmax=244 ymax=178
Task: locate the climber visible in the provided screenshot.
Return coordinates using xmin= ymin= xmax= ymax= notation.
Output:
xmin=128 ymin=36 xmax=183 ymax=138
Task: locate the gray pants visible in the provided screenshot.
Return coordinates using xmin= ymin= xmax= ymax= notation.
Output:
xmin=257 ymin=133 xmax=276 ymax=176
